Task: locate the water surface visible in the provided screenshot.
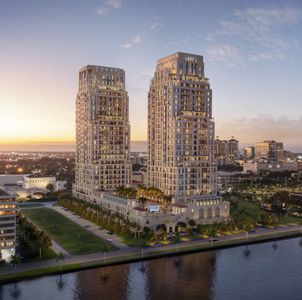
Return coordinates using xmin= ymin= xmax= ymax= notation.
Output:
xmin=1 ymin=237 xmax=302 ymax=300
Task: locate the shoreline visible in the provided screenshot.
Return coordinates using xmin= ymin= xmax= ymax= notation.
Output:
xmin=0 ymin=226 xmax=301 ymax=284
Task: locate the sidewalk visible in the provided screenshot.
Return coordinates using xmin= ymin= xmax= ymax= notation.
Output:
xmin=1 ymin=224 xmax=301 ymax=282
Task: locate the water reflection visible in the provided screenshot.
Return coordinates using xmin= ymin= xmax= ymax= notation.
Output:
xmin=74 ymin=264 xmax=128 ymax=299
xmin=2 ymin=238 xmax=302 ymax=300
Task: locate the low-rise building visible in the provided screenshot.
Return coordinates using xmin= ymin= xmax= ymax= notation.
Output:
xmin=86 ymin=191 xmax=229 ymax=231
xmin=0 ymin=174 xmax=66 ymax=199
xmin=23 ymin=175 xmax=56 ymax=190
xmin=0 ymin=190 xmax=17 ymax=261
xmin=243 ymin=161 xmax=298 ymax=175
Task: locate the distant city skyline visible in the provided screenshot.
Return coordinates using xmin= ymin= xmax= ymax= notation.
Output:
xmin=1 ymin=0 xmax=302 ymax=151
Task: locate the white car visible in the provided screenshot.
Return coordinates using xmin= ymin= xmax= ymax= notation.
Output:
xmin=107 ymin=238 xmax=113 ymax=242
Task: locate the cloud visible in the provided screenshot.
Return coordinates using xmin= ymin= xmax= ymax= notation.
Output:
xmin=218 ymin=7 xmax=300 ymax=40
xmin=107 ymin=0 xmax=122 ymax=9
xmin=216 ymin=115 xmax=302 ymax=151
xmin=206 ymin=44 xmax=244 ymax=67
xmin=97 ymin=7 xmax=109 ymax=16
xmin=207 ymin=6 xmax=301 ymax=64
xmin=122 ymin=43 xmax=131 ymax=49
xmin=132 ymin=35 xmax=142 ymax=44
xmin=97 ymin=0 xmax=122 ymax=16
xmin=121 ymin=35 xmax=142 ymax=49
xmin=150 ymin=21 xmax=162 ymax=29
xmin=248 ymin=52 xmax=286 ymax=62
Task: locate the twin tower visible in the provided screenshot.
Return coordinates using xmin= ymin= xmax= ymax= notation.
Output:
xmin=73 ymin=52 xmax=218 ymax=205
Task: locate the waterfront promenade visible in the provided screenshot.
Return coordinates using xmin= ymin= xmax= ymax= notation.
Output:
xmin=1 ymin=222 xmax=301 ymax=283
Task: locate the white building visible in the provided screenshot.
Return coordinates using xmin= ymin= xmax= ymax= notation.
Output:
xmin=23 ymin=175 xmax=56 ymax=190
xmin=243 ymin=161 xmax=299 ymax=175
xmin=0 ymin=174 xmax=66 ymax=199
xmin=90 ymin=191 xmax=229 ymax=230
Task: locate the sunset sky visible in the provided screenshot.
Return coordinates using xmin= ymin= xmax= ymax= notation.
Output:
xmin=1 ymin=0 xmax=302 ymax=151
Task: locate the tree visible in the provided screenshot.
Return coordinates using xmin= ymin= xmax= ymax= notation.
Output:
xmin=102 ymin=244 xmax=110 ymax=264
xmin=46 ymin=183 xmax=55 ymax=192
xmin=207 ymin=226 xmax=217 ymax=247
xmin=242 ymin=218 xmax=253 ymax=243
xmin=56 ymin=252 xmax=64 ymax=271
xmin=10 ymin=254 xmax=22 ymax=297
xmin=139 ymin=239 xmax=147 ymax=259
xmin=10 ymin=254 xmax=22 ymax=272
xmin=174 ymin=232 xmax=181 ymax=254
xmin=177 ymin=222 xmax=186 ymax=231
xmin=55 ymin=252 xmax=65 ymax=290
xmin=188 ymin=219 xmax=196 ymax=228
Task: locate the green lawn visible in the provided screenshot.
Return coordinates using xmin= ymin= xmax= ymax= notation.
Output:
xmin=19 ymin=203 xmax=44 ymax=209
xmin=22 ymin=247 xmax=57 ymax=263
xmin=22 ymin=208 xmax=115 ymax=255
xmin=122 ymin=237 xmax=144 ymax=247
xmin=278 ymin=215 xmax=301 ymax=225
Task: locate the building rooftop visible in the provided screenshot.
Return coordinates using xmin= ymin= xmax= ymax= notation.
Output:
xmin=80 ymin=65 xmax=124 ymax=73
xmin=26 ymin=174 xmax=55 ymax=179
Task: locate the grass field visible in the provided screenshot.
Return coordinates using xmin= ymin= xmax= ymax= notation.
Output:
xmin=22 ymin=208 xmax=115 ymax=255
xmin=278 ymin=215 xmax=301 ymax=226
xmin=18 ymin=203 xmax=44 ymax=209
xmin=22 ymin=247 xmax=57 ymax=263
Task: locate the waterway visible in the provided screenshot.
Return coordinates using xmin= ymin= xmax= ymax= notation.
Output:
xmin=1 ymin=237 xmax=302 ymax=300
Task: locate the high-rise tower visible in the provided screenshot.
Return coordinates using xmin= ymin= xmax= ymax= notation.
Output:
xmin=73 ymin=65 xmax=131 ymax=201
xmin=148 ymin=52 xmax=218 ymax=203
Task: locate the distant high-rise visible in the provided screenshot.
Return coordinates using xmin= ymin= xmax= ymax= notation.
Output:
xmin=214 ymin=137 xmax=239 ymax=165
xmin=148 ymin=52 xmax=217 ymax=202
xmin=73 ymin=65 xmax=131 ymax=200
xmin=255 ymin=140 xmax=284 ymax=162
xmin=243 ymin=146 xmax=255 ymax=159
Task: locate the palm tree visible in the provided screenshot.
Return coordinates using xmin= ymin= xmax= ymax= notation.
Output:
xmin=207 ymin=226 xmax=217 ymax=248
xmin=243 ymin=245 xmax=251 ymax=257
xmin=56 ymin=262 xmax=66 ymax=292
xmin=101 ymin=244 xmax=110 ymax=281
xmin=102 ymin=244 xmax=110 ymax=264
xmin=56 ymin=252 xmax=64 ymax=271
xmin=173 ymin=232 xmax=182 ymax=267
xmin=138 ymin=239 xmax=147 ymax=272
xmin=242 ymin=219 xmax=253 ymax=244
xmin=10 ymin=254 xmax=22 ymax=273
xmin=139 ymin=239 xmax=146 ymax=259
xmin=174 ymin=231 xmax=180 ymax=254
xmin=10 ymin=254 xmax=22 ymax=298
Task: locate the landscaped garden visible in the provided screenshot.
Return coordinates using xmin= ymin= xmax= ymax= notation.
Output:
xmin=21 ymin=208 xmax=115 ymax=255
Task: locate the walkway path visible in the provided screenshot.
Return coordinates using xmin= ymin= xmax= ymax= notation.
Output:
xmin=51 ymin=240 xmax=69 ymax=257
xmin=1 ymin=224 xmax=301 ymax=279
